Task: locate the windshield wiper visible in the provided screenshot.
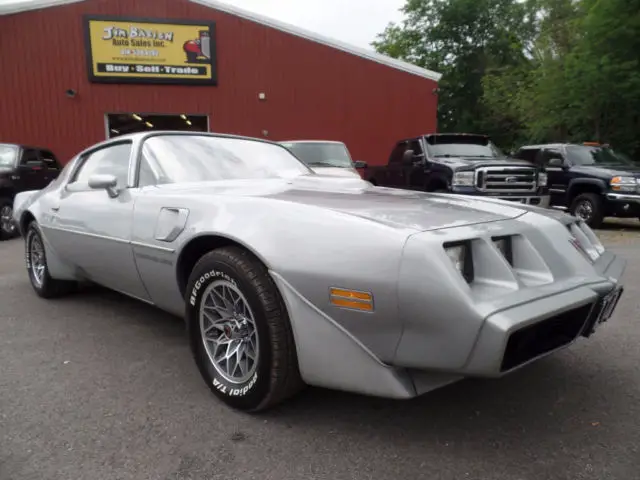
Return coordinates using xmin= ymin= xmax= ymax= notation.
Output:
xmin=307 ymin=162 xmax=342 ymax=167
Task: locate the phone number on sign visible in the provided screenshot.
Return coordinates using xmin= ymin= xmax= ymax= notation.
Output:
xmin=120 ymin=49 xmax=159 ymax=57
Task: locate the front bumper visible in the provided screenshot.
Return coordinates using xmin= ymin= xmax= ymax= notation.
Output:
xmin=459 ymin=246 xmax=626 ymax=377
xmin=605 ymin=192 xmax=640 ymax=217
xmin=463 ymin=283 xmax=623 ymax=376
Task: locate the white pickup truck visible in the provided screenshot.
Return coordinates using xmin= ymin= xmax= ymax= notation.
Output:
xmin=279 ymin=140 xmax=367 ymax=178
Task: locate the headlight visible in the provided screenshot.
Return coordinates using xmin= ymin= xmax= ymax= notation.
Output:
xmin=443 ymin=241 xmax=474 ymax=283
xmin=452 ymin=171 xmax=475 ymax=187
xmin=538 ymin=172 xmax=548 ymax=187
xmin=610 ymin=176 xmax=637 ymax=192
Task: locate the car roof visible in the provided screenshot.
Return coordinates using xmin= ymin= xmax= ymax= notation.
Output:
xmin=0 ymin=142 xmax=54 ymax=151
xmin=279 ymin=140 xmax=346 ymax=145
xmin=74 ymin=130 xmax=285 ymax=158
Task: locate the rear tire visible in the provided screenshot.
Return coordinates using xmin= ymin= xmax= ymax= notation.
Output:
xmin=570 ymin=193 xmax=604 ymax=228
xmin=25 ymin=222 xmax=77 ymax=298
xmin=0 ymin=197 xmax=18 ymax=241
xmin=185 ymin=246 xmax=303 ymax=412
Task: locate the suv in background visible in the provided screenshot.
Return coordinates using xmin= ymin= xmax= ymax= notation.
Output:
xmin=279 ymin=140 xmax=367 ymax=178
xmin=363 ymin=133 xmax=549 ymax=206
xmin=513 ymin=142 xmax=640 ymax=228
xmin=0 ymin=143 xmax=61 ymax=240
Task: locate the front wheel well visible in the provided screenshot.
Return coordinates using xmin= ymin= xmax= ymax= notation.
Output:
xmin=568 ymin=183 xmax=603 ymax=202
xmin=20 ymin=211 xmax=36 ymax=235
xmin=176 ymin=235 xmax=266 ymax=298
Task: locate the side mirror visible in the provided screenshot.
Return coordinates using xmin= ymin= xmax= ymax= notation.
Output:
xmin=547 ymin=158 xmax=564 ymax=168
xmin=402 ymin=149 xmax=415 ymax=165
xmin=88 ymin=173 xmax=119 ymax=198
xmin=353 ymin=160 xmax=368 ymax=169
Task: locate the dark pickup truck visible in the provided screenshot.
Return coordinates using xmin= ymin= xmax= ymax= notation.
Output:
xmin=364 ymin=133 xmax=549 ymax=207
xmin=513 ymin=142 xmax=640 ymax=228
xmin=0 ymin=143 xmax=61 ymax=240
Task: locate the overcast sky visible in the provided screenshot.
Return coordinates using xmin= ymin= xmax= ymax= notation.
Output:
xmin=0 ymin=0 xmax=406 ymax=50
xmin=224 ymin=0 xmax=406 ymax=49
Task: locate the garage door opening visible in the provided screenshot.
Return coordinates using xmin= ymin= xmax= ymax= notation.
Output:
xmin=106 ymin=113 xmax=209 ymax=139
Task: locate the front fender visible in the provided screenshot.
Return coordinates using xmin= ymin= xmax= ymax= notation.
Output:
xmin=567 ymin=178 xmax=607 ymax=198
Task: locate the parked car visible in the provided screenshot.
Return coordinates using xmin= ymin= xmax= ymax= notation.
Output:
xmin=513 ymin=142 xmax=640 ymax=228
xmin=279 ymin=140 xmax=367 ymax=178
xmin=363 ymin=133 xmax=549 ymax=206
xmin=0 ymin=143 xmax=61 ymax=240
xmin=13 ymin=131 xmax=626 ymax=412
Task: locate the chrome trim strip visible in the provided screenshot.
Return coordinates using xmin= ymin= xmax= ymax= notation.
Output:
xmin=131 ymin=240 xmax=175 ymax=253
xmin=606 ymin=193 xmax=640 ymax=203
xmin=42 ymin=225 xmax=175 ymax=253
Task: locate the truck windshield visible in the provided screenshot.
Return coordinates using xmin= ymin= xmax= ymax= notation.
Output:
xmin=426 ymin=137 xmax=504 ymax=159
xmin=566 ymin=145 xmax=634 ymax=166
xmin=0 ymin=144 xmax=17 ymax=167
xmin=281 ymin=142 xmax=353 ymax=168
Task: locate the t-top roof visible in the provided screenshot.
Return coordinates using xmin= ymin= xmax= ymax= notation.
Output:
xmin=0 ymin=0 xmax=442 ymax=82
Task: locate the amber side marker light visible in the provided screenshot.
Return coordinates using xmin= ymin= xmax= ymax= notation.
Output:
xmin=329 ymin=288 xmax=374 ymax=312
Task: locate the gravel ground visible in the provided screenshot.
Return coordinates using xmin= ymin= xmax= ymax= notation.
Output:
xmin=1 ymin=224 xmax=639 ymax=480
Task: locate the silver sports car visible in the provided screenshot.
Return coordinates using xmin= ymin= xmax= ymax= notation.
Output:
xmin=13 ymin=131 xmax=626 ymax=412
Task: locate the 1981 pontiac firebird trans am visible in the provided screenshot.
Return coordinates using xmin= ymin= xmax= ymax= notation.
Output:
xmin=13 ymin=131 xmax=627 ymax=412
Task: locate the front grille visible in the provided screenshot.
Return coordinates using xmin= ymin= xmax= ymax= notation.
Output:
xmin=500 ymin=303 xmax=594 ymax=372
xmin=476 ymin=167 xmax=537 ymax=193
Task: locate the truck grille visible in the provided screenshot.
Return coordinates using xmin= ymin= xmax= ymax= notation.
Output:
xmin=476 ymin=167 xmax=537 ymax=193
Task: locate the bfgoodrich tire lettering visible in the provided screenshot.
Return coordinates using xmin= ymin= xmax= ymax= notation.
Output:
xmin=25 ymin=221 xmax=77 ymax=298
xmin=185 ymin=246 xmax=303 ymax=412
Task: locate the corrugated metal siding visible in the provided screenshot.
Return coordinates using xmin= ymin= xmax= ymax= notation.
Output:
xmin=0 ymin=0 xmax=438 ymax=165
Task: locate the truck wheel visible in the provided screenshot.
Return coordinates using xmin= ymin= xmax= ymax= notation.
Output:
xmin=25 ymin=221 xmax=77 ymax=298
xmin=570 ymin=193 xmax=604 ymax=228
xmin=0 ymin=198 xmax=18 ymax=241
xmin=185 ymin=246 xmax=303 ymax=412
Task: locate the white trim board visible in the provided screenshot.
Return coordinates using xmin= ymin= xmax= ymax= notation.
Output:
xmin=0 ymin=0 xmax=442 ymax=82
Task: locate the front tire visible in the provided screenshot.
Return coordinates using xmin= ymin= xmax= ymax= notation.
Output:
xmin=0 ymin=198 xmax=18 ymax=241
xmin=185 ymin=247 xmax=303 ymax=412
xmin=25 ymin=222 xmax=77 ymax=298
xmin=570 ymin=193 xmax=604 ymax=228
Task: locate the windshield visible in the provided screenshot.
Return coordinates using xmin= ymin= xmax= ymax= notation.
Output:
xmin=0 ymin=144 xmax=18 ymax=167
xmin=140 ymin=135 xmax=313 ymax=184
xmin=426 ymin=138 xmax=504 ymax=159
xmin=566 ymin=145 xmax=633 ymax=166
xmin=280 ymin=142 xmax=353 ymax=168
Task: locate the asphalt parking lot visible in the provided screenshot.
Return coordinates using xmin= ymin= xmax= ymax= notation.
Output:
xmin=2 ymin=223 xmax=640 ymax=480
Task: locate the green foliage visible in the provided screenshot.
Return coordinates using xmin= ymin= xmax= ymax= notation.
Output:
xmin=373 ymin=0 xmax=640 ymax=158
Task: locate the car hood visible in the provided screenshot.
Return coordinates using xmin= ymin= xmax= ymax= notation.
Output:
xmin=434 ymin=156 xmax=536 ymax=170
xmin=153 ymin=175 xmax=545 ymax=232
xmin=572 ymin=164 xmax=640 ymax=177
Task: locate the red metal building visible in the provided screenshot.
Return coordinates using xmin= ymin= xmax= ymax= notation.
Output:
xmin=0 ymin=0 xmax=440 ymax=166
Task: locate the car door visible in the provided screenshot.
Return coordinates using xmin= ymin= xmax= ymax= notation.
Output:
xmin=45 ymin=141 xmax=150 ymax=300
xmin=16 ymin=148 xmax=46 ymax=191
xmin=38 ymin=149 xmax=62 ymax=188
xmin=538 ymin=148 xmax=569 ymax=206
xmin=386 ymin=141 xmax=407 ymax=187
xmin=406 ymin=139 xmax=426 ymax=189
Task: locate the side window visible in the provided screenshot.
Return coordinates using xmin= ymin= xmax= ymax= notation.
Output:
xmin=138 ymin=153 xmax=159 ymax=188
xmin=408 ymin=140 xmax=424 ymax=158
xmin=389 ymin=142 xmax=407 ymax=164
xmin=71 ymin=142 xmax=132 ymax=188
xmin=540 ymin=149 xmax=565 ymax=166
xmin=514 ymin=148 xmax=539 ymax=163
xmin=20 ymin=149 xmax=42 ymax=167
xmin=39 ymin=150 xmax=60 ymax=171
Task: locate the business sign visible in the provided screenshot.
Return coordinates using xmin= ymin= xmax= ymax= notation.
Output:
xmin=83 ymin=15 xmax=217 ymax=85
